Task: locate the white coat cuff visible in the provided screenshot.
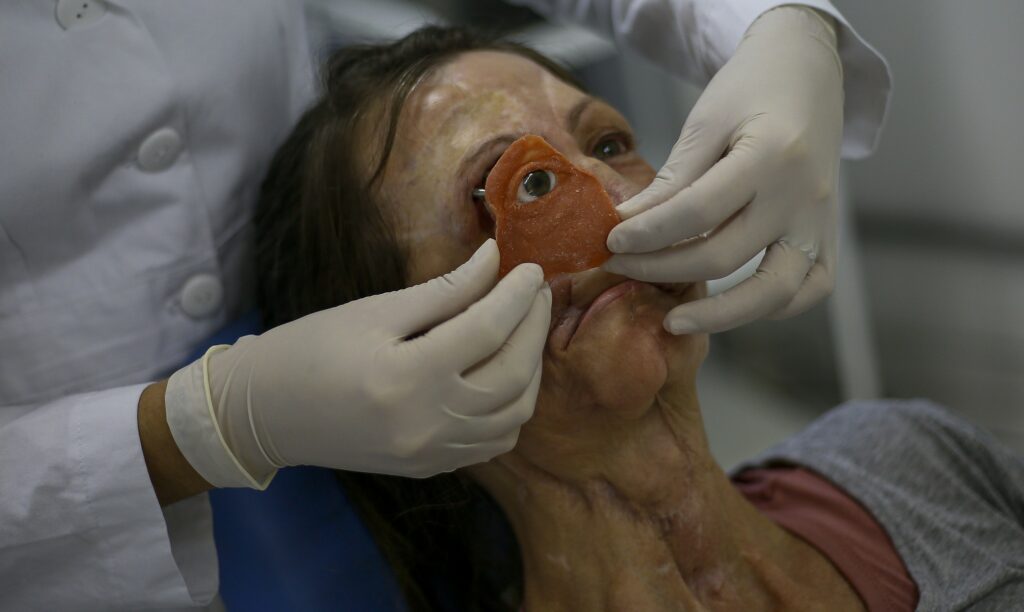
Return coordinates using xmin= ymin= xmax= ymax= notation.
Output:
xmin=71 ymin=384 xmax=219 ymax=607
xmin=165 ymin=347 xmax=275 ymax=490
xmin=698 ymin=1 xmax=892 ymax=158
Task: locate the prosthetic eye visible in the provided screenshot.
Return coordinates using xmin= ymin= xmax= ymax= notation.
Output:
xmin=486 ymin=134 xmax=619 ymax=279
xmin=517 ymin=170 xmax=556 ymax=203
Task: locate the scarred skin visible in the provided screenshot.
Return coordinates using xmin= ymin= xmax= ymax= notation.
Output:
xmin=485 ymin=134 xmax=620 ymax=279
xmin=368 ymin=50 xmax=865 ymax=611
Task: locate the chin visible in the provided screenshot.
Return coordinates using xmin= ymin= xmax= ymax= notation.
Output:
xmin=553 ymin=285 xmax=703 ymax=418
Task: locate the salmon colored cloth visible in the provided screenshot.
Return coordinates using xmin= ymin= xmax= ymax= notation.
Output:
xmin=733 ymin=466 xmax=918 ymax=612
xmin=484 ymin=135 xmax=619 ymax=280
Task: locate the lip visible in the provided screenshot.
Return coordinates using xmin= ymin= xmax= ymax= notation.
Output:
xmin=576 ymin=280 xmax=643 ymax=336
xmin=548 ymin=280 xmax=696 ymax=351
xmin=549 ymin=280 xmax=640 ymax=350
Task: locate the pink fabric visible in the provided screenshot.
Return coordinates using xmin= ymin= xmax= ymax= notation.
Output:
xmin=733 ymin=466 xmax=918 ymax=612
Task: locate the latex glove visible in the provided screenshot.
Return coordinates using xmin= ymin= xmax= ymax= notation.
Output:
xmin=604 ymin=6 xmax=843 ymax=335
xmin=166 ymin=239 xmax=551 ymax=486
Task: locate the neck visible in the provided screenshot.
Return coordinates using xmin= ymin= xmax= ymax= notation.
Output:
xmin=473 ymin=387 xmax=864 ymax=611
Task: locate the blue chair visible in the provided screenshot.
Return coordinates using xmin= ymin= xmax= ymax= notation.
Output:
xmin=188 ymin=312 xmax=405 ymax=611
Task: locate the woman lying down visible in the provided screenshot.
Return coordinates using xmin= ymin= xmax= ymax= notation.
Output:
xmin=254 ymin=26 xmax=1024 ymax=612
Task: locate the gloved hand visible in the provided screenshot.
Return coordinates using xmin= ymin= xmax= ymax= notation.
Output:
xmin=165 ymin=239 xmax=551 ymax=487
xmin=604 ymin=6 xmax=843 ymax=335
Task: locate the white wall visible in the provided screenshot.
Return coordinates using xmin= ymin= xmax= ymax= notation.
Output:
xmin=833 ymin=0 xmax=1024 ymax=449
xmin=834 ymin=0 xmax=1024 ymax=233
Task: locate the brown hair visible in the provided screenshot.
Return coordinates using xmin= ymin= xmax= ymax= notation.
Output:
xmin=255 ymin=25 xmax=585 ymax=611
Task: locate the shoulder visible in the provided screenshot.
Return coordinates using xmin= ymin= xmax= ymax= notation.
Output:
xmin=742 ymin=399 xmax=1024 ymax=521
xmin=750 ymin=399 xmax=1020 ymax=478
xmin=736 ymin=399 xmax=1024 ymax=609
xmin=786 ymin=397 xmax=983 ymax=445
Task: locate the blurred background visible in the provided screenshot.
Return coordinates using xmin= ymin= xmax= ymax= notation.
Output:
xmin=303 ymin=0 xmax=1024 ymax=465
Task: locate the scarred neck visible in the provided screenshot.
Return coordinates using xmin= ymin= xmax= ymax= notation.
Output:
xmin=471 ymin=391 xmax=865 ymax=611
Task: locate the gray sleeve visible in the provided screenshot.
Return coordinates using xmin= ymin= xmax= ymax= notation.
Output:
xmin=733 ymin=399 xmax=1024 ymax=611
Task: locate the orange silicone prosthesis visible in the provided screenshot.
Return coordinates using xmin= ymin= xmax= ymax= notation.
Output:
xmin=484 ymin=135 xmax=620 ymax=280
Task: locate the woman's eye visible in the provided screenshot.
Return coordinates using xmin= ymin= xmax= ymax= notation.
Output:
xmin=517 ymin=170 xmax=557 ymax=203
xmin=593 ymin=138 xmax=626 ymax=159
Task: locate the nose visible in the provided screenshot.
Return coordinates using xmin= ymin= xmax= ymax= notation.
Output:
xmin=568 ymin=155 xmax=639 ymax=207
xmin=546 ymin=268 xmax=630 ymax=333
xmin=566 ymin=268 xmax=630 ymax=309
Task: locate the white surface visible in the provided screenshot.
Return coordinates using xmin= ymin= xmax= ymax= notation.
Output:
xmin=138 ymin=127 xmax=184 ymax=173
xmin=706 ymin=250 xmax=765 ymax=297
xmin=0 ymin=0 xmax=313 ymax=406
xmin=700 ymin=348 xmax=820 ymax=471
xmin=305 ymin=0 xmax=442 ymax=42
xmin=863 ymin=242 xmax=1024 ymax=453
xmin=834 ymin=0 xmax=1024 ymax=233
xmin=511 ymin=21 xmax=616 ymax=67
xmin=55 ymin=0 xmax=107 ymax=30
xmin=0 ymin=1 xmax=314 ymax=608
xmin=828 ymin=170 xmax=881 ymax=399
xmin=180 ymin=273 xmax=224 ymax=319
xmin=305 ymin=0 xmax=618 ymax=68
xmin=827 ymin=0 xmax=1024 ymax=454
xmin=0 ymin=384 xmax=219 ymax=610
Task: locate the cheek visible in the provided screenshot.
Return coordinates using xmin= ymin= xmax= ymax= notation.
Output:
xmin=514 ymin=296 xmax=707 ymax=467
xmin=403 ymin=232 xmax=479 ymax=286
xmin=539 ymin=294 xmax=707 ymax=415
xmin=581 ymin=330 xmax=668 ymax=416
xmin=385 ymin=187 xmax=490 ymax=285
xmin=564 ymin=301 xmax=673 ymax=415
xmin=612 ymin=159 xmax=658 ymax=195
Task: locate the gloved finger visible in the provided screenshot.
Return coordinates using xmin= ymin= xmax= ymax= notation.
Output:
xmin=456 ymin=287 xmax=551 ymax=412
xmin=768 ymin=260 xmax=834 ymax=320
xmin=447 ymin=359 xmax=542 ymax=443
xmin=410 ymin=261 xmax=545 ymax=373
xmin=407 ymin=360 xmax=535 ymax=473
xmin=605 ymin=204 xmax=777 ymax=283
xmin=662 ymin=241 xmax=814 ymax=334
xmin=451 ymin=360 xmax=541 ymax=457
xmin=607 ymin=144 xmax=757 ymax=254
xmin=385 ymin=239 xmax=503 ymax=338
xmin=447 ymin=427 xmax=523 ymax=468
xmin=615 ymin=105 xmax=731 ymax=221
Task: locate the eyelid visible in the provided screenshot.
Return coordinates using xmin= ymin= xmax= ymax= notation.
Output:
xmin=476 ymin=156 xmax=499 ymax=189
xmin=591 ymin=130 xmax=635 ymax=158
xmin=463 ymin=135 xmax=518 ymax=197
xmin=469 ymin=154 xmax=502 ymax=205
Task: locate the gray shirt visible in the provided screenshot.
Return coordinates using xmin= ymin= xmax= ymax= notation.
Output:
xmin=734 ymin=400 xmax=1024 ymax=611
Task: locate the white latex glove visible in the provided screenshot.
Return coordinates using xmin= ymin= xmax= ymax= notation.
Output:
xmin=603 ymin=6 xmax=843 ymax=335
xmin=166 ymin=239 xmax=551 ymax=486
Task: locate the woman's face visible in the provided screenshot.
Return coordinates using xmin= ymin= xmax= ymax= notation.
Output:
xmin=375 ymin=51 xmax=708 ymax=473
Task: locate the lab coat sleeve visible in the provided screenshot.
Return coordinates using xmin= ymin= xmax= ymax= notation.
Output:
xmin=507 ymin=0 xmax=892 ymax=158
xmin=0 ymin=384 xmax=218 ymax=610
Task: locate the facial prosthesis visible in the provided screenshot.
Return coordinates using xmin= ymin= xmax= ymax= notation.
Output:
xmin=480 ymin=135 xmax=620 ymax=280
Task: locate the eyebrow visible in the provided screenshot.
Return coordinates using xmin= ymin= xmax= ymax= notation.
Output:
xmin=457 ymin=96 xmax=598 ymax=180
xmin=567 ymin=97 xmax=596 ymax=133
xmin=462 ymin=134 xmax=519 ymax=172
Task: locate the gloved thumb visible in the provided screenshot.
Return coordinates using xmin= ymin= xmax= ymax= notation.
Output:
xmin=609 ymin=105 xmax=731 ymax=250
xmin=384 ymin=239 xmax=502 ymax=337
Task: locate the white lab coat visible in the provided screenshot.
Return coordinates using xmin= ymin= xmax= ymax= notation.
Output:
xmin=0 ymin=0 xmax=888 ymax=609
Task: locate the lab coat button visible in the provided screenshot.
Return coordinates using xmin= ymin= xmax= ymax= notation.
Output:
xmin=56 ymin=0 xmax=107 ymax=30
xmin=137 ymin=128 xmax=183 ymax=172
xmin=180 ymin=274 xmax=223 ymax=319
